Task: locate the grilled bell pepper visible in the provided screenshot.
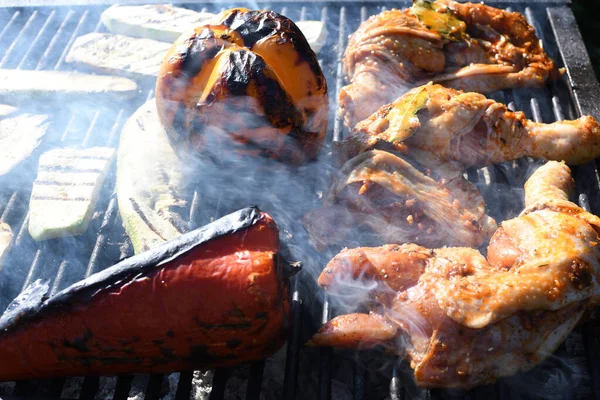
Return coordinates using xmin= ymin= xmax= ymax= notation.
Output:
xmin=155 ymin=8 xmax=328 ymax=165
xmin=0 ymin=207 xmax=293 ymax=380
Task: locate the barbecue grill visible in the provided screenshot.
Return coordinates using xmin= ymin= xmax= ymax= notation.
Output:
xmin=1 ymin=0 xmax=599 ymax=399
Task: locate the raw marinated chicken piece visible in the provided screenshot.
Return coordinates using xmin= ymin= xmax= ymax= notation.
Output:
xmin=304 ymin=150 xmax=497 ymax=249
xmin=309 ymin=161 xmax=600 ymax=388
xmin=339 ymin=84 xmax=600 ymax=167
xmin=340 ymin=0 xmax=561 ymax=126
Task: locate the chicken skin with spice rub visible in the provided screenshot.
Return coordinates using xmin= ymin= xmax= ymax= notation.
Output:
xmin=309 ymin=161 xmax=600 ymax=388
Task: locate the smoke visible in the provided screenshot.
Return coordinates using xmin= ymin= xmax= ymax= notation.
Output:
xmin=0 ymin=1 xmax=594 ymax=400
xmin=501 ymin=351 xmax=591 ymax=400
xmin=323 ymin=268 xmax=381 ymax=315
xmin=0 ymin=4 xmax=337 ymax=400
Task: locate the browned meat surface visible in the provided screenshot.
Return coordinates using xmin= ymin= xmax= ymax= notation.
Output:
xmin=304 ymin=150 xmax=497 ymax=249
xmin=340 ymin=0 xmax=562 ymax=127
xmin=309 ymin=161 xmax=600 ymax=388
xmin=308 ymin=84 xmax=599 ymax=250
xmin=340 ymin=84 xmax=600 ymax=168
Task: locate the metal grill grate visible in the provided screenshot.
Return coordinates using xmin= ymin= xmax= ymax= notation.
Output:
xmin=0 ymin=1 xmax=599 ymax=400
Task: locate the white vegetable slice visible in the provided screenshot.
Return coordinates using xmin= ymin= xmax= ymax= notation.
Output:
xmin=0 ymin=113 xmax=50 ymax=178
xmin=101 ymin=4 xmax=327 ymax=54
xmin=296 ymin=20 xmax=328 ymax=54
xmin=0 ymin=221 xmax=12 ymax=268
xmin=0 ymin=69 xmax=138 ymax=102
xmin=28 ymin=147 xmax=116 ymax=241
xmin=65 ymin=33 xmax=171 ymax=79
xmin=101 ymin=4 xmax=215 ymax=43
xmin=116 ymin=99 xmax=187 ymax=254
xmin=0 ymin=105 xmax=17 ymax=118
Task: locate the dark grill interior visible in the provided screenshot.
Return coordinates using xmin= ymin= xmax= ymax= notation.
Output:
xmin=1 ymin=1 xmax=600 ymax=399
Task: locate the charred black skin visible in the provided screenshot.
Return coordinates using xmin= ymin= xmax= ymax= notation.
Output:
xmin=174 ymin=10 xmax=325 ymax=94
xmin=0 ymin=207 xmax=299 ymax=380
xmin=189 ymin=49 xmax=317 ymax=165
xmin=156 ymin=8 xmax=328 ymax=166
xmin=0 ymin=207 xmax=263 ymax=332
xmin=220 ymin=9 xmax=326 ymax=87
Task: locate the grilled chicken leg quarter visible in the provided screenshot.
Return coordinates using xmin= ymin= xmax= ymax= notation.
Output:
xmin=339 ymin=84 xmax=600 ymax=168
xmin=340 ymin=0 xmax=561 ymax=126
xmin=308 ymin=83 xmax=600 ymax=249
xmin=309 ymin=161 xmax=600 ymax=388
xmin=303 ymin=150 xmax=498 ymax=249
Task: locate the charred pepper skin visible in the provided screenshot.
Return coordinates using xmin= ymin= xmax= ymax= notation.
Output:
xmin=155 ymin=8 xmax=328 ymax=165
xmin=0 ymin=207 xmax=290 ymax=380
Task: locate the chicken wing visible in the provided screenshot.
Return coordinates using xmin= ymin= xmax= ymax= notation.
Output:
xmin=340 ymin=0 xmax=562 ymax=127
xmin=338 ymin=84 xmax=600 ymax=167
xmin=308 ymin=161 xmax=600 ymax=388
xmin=303 ymin=150 xmax=497 ymax=249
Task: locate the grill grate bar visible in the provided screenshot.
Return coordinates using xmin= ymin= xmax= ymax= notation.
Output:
xmin=107 ymin=109 xmax=127 ymax=147
xmin=530 ymin=97 xmax=543 ymax=122
xmin=552 ymin=95 xmax=566 ymax=120
xmin=144 ymin=374 xmax=164 ymax=400
xmin=79 ymin=376 xmax=100 ymax=399
xmin=353 ymin=359 xmax=366 ymax=400
xmin=0 ymin=10 xmax=21 ymax=44
xmin=8 ymin=212 xmax=31 ymax=259
xmin=390 ymin=365 xmax=403 ymax=400
xmin=0 ymin=10 xmax=38 ymax=68
xmin=35 ymin=9 xmax=75 ymax=70
xmin=20 ymin=247 xmax=44 ymax=291
xmin=54 ymin=10 xmax=88 ymax=70
xmin=112 ymin=375 xmax=134 ymax=400
xmin=84 ymin=196 xmax=118 ymax=278
xmin=0 ymin=190 xmax=25 ymax=225
xmin=37 ymin=378 xmax=65 ymax=398
xmin=50 ymin=260 xmax=72 ymax=296
xmin=174 ymin=371 xmax=193 ymax=400
xmin=245 ymin=361 xmax=265 ymax=400
xmin=318 ymin=294 xmax=332 ymax=400
xmin=12 ymin=381 xmax=37 ymax=398
xmin=207 ymin=369 xmax=228 ymax=400
xmin=332 ymin=6 xmax=347 ymax=143
xmin=283 ymin=280 xmax=303 ymax=400
xmin=0 ymin=193 xmax=10 ymax=217
xmin=15 ymin=10 xmax=55 ymax=70
xmin=81 ymin=111 xmax=101 ymax=147
xmin=548 ymin=6 xmax=600 ymax=119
